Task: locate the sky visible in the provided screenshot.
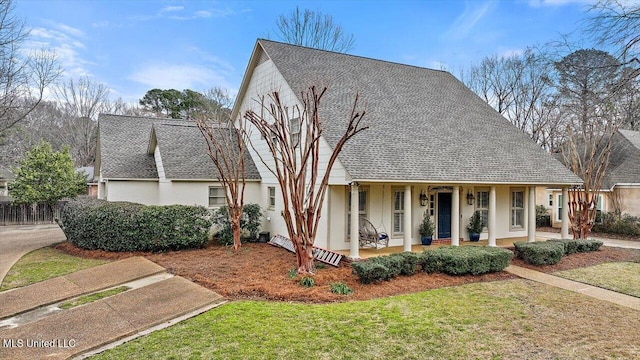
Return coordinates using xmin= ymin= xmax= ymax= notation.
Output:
xmin=14 ymin=0 xmax=596 ymax=104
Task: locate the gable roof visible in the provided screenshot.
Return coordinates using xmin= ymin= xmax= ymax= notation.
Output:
xmin=605 ymin=129 xmax=640 ymax=187
xmin=98 ymin=114 xmax=159 ymax=179
xmin=244 ymin=39 xmax=581 ymax=185
xmin=98 ymin=114 xmax=260 ymax=181
xmin=149 ymin=120 xmax=260 ymax=180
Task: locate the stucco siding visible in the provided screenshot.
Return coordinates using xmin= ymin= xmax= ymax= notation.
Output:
xmin=105 ymin=180 xmax=159 ymax=205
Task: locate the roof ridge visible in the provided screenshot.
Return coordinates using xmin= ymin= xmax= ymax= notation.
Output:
xmin=257 ymin=38 xmax=451 ymax=75
xmin=99 ymin=113 xmax=175 ymax=121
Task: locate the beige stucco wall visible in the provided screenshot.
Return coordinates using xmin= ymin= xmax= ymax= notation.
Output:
xmin=104 ymin=180 xmax=159 ymax=205
xmin=610 ymin=186 xmax=640 ymax=217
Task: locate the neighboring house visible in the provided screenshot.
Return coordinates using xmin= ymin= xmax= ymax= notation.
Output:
xmin=95 ymin=114 xmax=261 ymax=207
xmin=0 ymin=166 xmax=14 ymax=199
xmin=76 ymin=166 xmax=98 ymax=197
xmin=230 ymin=39 xmax=581 ymax=257
xmin=538 ymin=129 xmax=640 ymax=227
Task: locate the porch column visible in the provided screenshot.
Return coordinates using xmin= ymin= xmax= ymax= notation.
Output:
xmin=561 ymin=186 xmax=570 ymax=239
xmin=488 ymin=186 xmax=497 ymax=247
xmin=403 ymin=184 xmax=412 ymax=252
xmin=528 ymin=186 xmax=536 ymax=242
xmin=452 ymin=186 xmax=460 ymax=246
xmin=349 ymin=182 xmax=360 ymax=259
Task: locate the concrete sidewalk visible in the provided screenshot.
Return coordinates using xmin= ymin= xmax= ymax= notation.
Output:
xmin=506 ymin=265 xmax=640 ymax=311
xmin=536 ymin=231 xmax=640 ymax=250
xmin=0 ymin=257 xmax=225 ymax=360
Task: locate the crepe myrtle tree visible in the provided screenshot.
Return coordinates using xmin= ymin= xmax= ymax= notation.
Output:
xmin=244 ymin=86 xmax=367 ymax=274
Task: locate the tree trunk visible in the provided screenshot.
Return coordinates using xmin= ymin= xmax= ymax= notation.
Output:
xmin=292 ymin=235 xmax=315 ymax=274
xmin=230 ymin=207 xmax=242 ymax=251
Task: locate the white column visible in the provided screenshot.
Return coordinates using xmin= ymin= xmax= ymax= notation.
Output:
xmin=561 ymin=187 xmax=570 ymax=239
xmin=349 ymin=182 xmax=360 ymax=259
xmin=528 ymin=186 xmax=536 ymax=243
xmin=403 ymin=184 xmax=412 ymax=252
xmin=488 ymin=186 xmax=497 ymax=247
xmin=452 ymin=186 xmax=460 ymax=246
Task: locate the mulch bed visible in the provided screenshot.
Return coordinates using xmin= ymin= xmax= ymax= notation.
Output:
xmin=537 ymin=227 xmax=640 ymax=242
xmin=55 ymin=242 xmax=640 ymax=304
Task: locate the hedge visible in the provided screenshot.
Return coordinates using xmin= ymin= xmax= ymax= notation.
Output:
xmin=420 ymin=246 xmax=513 ymax=276
xmin=514 ymin=242 xmax=565 ymax=265
xmin=352 ymin=247 xmax=513 ymax=283
xmin=547 ymin=239 xmax=603 ymax=255
xmin=60 ymin=198 xmax=213 ymax=252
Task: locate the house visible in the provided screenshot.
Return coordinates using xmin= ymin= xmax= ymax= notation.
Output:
xmin=0 ymin=165 xmax=14 ymax=199
xmin=231 ymin=39 xmax=581 ymax=258
xmin=95 ymin=114 xmax=261 ymax=207
xmin=538 ymin=129 xmax=640 ymax=227
xmin=76 ymin=166 xmax=98 ymax=197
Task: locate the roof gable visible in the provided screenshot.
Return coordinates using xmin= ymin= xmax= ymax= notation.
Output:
xmin=606 ymin=129 xmax=640 ymax=186
xmin=255 ymin=39 xmax=581 ymax=184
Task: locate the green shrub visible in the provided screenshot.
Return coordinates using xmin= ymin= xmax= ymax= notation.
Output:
xmin=370 ymin=255 xmax=403 ymax=279
xmin=514 ymin=242 xmax=565 ymax=265
xmin=536 ymin=205 xmax=551 ymax=227
xmin=420 ymin=246 xmax=513 ymax=275
xmin=578 ymin=239 xmax=603 ymax=252
xmin=60 ymin=198 xmax=212 ymax=252
xmin=547 ymin=239 xmax=603 ymax=255
xmin=330 ymin=282 xmax=353 ymax=295
xmin=593 ymin=212 xmax=640 ymax=237
xmin=300 ymin=277 xmax=315 ymax=288
xmin=212 ymin=203 xmax=262 ymax=245
xmin=351 ymin=261 xmax=389 ymax=284
xmin=395 ymin=252 xmax=421 ymax=276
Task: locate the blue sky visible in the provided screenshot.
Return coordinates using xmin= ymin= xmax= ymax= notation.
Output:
xmin=15 ymin=0 xmax=594 ymax=104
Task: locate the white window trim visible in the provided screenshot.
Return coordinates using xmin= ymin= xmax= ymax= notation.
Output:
xmin=556 ymin=193 xmax=563 ymax=222
xmin=392 ymin=188 xmax=405 ymax=236
xmin=510 ymin=188 xmax=525 ymax=230
xmin=290 ymin=117 xmax=300 ymax=147
xmin=475 ymin=188 xmax=489 ymax=232
xmin=268 ymin=186 xmax=276 ymax=209
xmin=346 ymin=187 xmax=369 ymax=240
xmin=208 ymin=186 xmax=225 ymax=208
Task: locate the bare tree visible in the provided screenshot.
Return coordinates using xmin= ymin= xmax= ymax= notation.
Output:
xmin=587 ymin=1 xmax=640 ymax=69
xmin=195 ymin=108 xmax=248 ymax=251
xmin=270 ymin=7 xmax=355 ymax=53
xmin=0 ymin=0 xmax=61 ymax=135
xmin=244 ymin=86 xmax=367 ymax=273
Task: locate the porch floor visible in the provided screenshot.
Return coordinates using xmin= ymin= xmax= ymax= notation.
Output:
xmin=337 ymin=236 xmax=534 ymax=259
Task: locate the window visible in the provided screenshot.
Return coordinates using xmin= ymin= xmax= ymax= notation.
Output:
xmin=208 ymin=186 xmax=225 ymax=207
xmin=511 ymin=189 xmax=524 ymax=228
xmin=393 ymin=189 xmax=405 ymax=235
xmin=548 ymin=194 xmax=553 ymax=207
xmin=476 ymin=189 xmax=489 ymax=230
xmin=429 ymin=194 xmax=435 ymax=216
xmin=556 ymin=194 xmax=563 ymax=222
xmin=346 ymin=189 xmax=367 ymax=238
xmin=290 ymin=117 xmax=300 ymax=147
xmin=268 ymin=187 xmax=276 ymax=209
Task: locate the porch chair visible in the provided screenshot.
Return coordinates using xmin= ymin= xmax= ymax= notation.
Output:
xmin=359 ymin=217 xmax=389 ymax=249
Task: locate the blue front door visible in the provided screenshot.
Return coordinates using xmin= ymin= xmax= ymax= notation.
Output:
xmin=438 ymin=192 xmax=452 ymax=238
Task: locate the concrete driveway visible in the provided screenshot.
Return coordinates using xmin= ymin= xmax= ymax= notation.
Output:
xmin=0 ymin=225 xmax=67 ymax=285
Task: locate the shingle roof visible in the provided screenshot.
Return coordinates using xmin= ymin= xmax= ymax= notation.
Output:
xmin=605 ymin=129 xmax=640 ymax=187
xmin=98 ymin=114 xmax=159 ymax=179
xmin=152 ymin=121 xmax=261 ymax=180
xmin=257 ymin=39 xmax=582 ymax=185
xmin=0 ymin=166 xmax=14 ymax=180
xmin=98 ymin=114 xmax=260 ymax=181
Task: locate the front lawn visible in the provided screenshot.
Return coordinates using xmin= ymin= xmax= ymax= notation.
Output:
xmin=92 ymin=279 xmax=640 ymax=360
xmin=0 ymin=247 xmax=108 ymax=291
xmin=554 ymin=262 xmax=640 ymax=297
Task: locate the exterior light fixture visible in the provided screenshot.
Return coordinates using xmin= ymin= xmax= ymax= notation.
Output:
xmin=419 ymin=189 xmax=428 ymax=206
xmin=466 ymin=190 xmax=475 ymax=206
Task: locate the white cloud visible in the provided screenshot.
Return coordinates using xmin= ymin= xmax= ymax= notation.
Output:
xmin=527 ymin=0 xmax=592 ymax=7
xmin=445 ymin=1 xmax=496 ymax=40
xmin=26 ymin=24 xmax=92 ymax=78
xmin=128 ymin=63 xmax=232 ymax=90
xmin=161 ymin=5 xmax=184 ymax=12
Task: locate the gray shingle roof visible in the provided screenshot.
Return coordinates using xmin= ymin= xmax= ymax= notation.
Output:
xmin=98 ymin=114 xmax=260 ymax=181
xmin=152 ymin=121 xmax=260 ymax=180
xmin=0 ymin=166 xmax=14 ymax=180
xmin=258 ymin=39 xmax=582 ymax=185
xmin=605 ymin=129 xmax=640 ymax=187
xmin=98 ymin=114 xmax=159 ymax=179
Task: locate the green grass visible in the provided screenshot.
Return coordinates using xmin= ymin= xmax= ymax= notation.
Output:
xmin=91 ymin=279 xmax=640 ymax=360
xmin=554 ymin=262 xmax=640 ymax=297
xmin=0 ymin=247 xmax=108 ymax=291
xmin=59 ymin=286 xmax=130 ymax=309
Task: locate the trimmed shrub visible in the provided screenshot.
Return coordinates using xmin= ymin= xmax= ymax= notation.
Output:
xmin=369 ymin=255 xmax=403 ymax=279
xmin=60 ymin=198 xmax=212 ymax=252
xmin=593 ymin=212 xmax=640 ymax=237
xmin=547 ymin=239 xmax=604 ymax=255
xmin=577 ymin=239 xmax=603 ymax=252
xmin=514 ymin=242 xmax=565 ymax=265
xmin=548 ymin=239 xmax=580 ymax=255
xmin=420 ymin=246 xmax=513 ymax=275
xmin=330 ymin=282 xmax=353 ymax=295
xmin=211 ymin=203 xmax=262 ymax=245
xmin=351 ymin=261 xmax=389 ymax=284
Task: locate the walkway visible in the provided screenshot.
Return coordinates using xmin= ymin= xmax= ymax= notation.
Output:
xmin=0 ymin=257 xmax=225 ymax=359
xmin=505 ymin=265 xmax=640 ymax=311
xmin=537 ymin=231 xmax=640 ymax=250
xmin=0 ymin=225 xmax=67 ymax=284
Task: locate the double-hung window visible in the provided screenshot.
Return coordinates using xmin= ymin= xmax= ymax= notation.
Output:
xmin=268 ymin=187 xmax=276 ymax=209
xmin=393 ymin=189 xmax=405 ymax=235
xmin=208 ymin=186 xmax=225 ymax=207
xmin=290 ymin=117 xmax=300 ymax=147
xmin=347 ymin=189 xmax=367 ymax=238
xmin=511 ymin=189 xmax=524 ymax=228
xmin=476 ymin=189 xmax=489 ymax=230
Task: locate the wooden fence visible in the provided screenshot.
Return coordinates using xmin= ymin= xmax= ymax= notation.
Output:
xmin=0 ymin=202 xmax=66 ymax=226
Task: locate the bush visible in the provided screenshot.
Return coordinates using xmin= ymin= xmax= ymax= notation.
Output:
xmin=514 ymin=242 xmax=565 ymax=265
xmin=330 ymin=282 xmax=353 ymax=295
xmin=593 ymin=212 xmax=640 ymax=237
xmin=300 ymin=277 xmax=315 ymax=288
xmin=419 ymin=246 xmax=513 ymax=276
xmin=369 ymin=255 xmax=403 ymax=279
xmin=212 ymin=203 xmax=262 ymax=245
xmin=395 ymin=252 xmax=421 ymax=276
xmin=547 ymin=239 xmax=603 ymax=255
xmin=536 ymin=205 xmax=551 ymax=228
xmin=60 ymin=198 xmax=212 ymax=252
xmin=351 ymin=261 xmax=389 ymax=284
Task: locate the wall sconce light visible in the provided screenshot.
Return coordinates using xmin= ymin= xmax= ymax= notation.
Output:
xmin=466 ymin=190 xmax=475 ymax=206
xmin=419 ymin=189 xmax=428 ymax=206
